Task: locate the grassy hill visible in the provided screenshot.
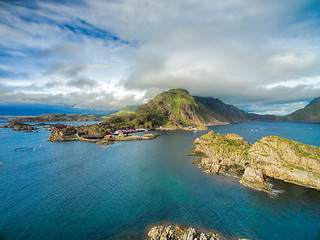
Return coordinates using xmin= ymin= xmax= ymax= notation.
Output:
xmin=102 ymin=89 xmax=272 ymax=130
xmin=286 ymin=97 xmax=320 ymax=122
xmin=111 ymin=105 xmax=140 ymax=116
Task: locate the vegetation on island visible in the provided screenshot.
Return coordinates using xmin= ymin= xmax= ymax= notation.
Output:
xmin=111 ymin=105 xmax=140 ymax=116
xmin=100 ymin=89 xmax=259 ymax=131
xmin=0 ymin=122 xmax=38 ymax=132
xmin=191 ymin=131 xmax=320 ymax=193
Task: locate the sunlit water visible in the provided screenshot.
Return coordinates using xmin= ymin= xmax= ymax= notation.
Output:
xmin=0 ymin=122 xmax=320 ymax=240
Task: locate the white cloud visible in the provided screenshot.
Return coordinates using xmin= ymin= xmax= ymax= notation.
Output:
xmin=0 ymin=0 xmax=320 ymax=114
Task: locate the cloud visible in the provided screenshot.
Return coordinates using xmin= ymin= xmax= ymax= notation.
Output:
xmin=0 ymin=0 xmax=320 ymax=114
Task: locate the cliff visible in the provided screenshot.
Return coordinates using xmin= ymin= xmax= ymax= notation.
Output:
xmin=192 ymin=131 xmax=320 ymax=192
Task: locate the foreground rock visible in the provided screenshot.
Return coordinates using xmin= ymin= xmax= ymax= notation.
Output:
xmin=0 ymin=122 xmax=38 ymax=131
xmin=146 ymin=225 xmax=247 ymax=240
xmin=191 ymin=131 xmax=320 ymax=192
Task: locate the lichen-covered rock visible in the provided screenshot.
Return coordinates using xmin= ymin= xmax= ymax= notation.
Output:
xmin=146 ymin=225 xmax=221 ymax=240
xmin=192 ymin=131 xmax=251 ymax=174
xmin=48 ymin=128 xmax=78 ymax=142
xmin=1 ymin=122 xmax=37 ymax=131
xmin=191 ymin=131 xmax=320 ymax=191
xmin=239 ymin=167 xmax=272 ymax=193
xmin=248 ymin=136 xmax=320 ymax=189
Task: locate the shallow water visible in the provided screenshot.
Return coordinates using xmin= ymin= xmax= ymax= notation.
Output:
xmin=0 ymin=122 xmax=320 ymax=240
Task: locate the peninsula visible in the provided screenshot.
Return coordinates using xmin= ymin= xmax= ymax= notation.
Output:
xmin=191 ymin=131 xmax=320 ymax=193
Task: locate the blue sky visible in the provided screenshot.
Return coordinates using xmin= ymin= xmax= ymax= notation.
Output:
xmin=1 ymin=0 xmax=320 ymax=114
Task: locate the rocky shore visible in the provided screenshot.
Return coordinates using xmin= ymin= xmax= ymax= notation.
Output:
xmin=191 ymin=131 xmax=320 ymax=193
xmin=146 ymin=224 xmax=248 ymax=240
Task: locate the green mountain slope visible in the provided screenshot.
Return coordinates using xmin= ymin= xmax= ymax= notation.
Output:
xmin=134 ymin=89 xmax=221 ymax=128
xmin=195 ymin=97 xmax=250 ymax=122
xmin=287 ymin=97 xmax=320 ymax=122
xmin=102 ymin=88 xmax=276 ymax=130
xmin=111 ymin=105 xmax=140 ymax=116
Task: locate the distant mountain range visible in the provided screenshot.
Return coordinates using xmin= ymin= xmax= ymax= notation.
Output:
xmin=4 ymin=89 xmax=319 ymax=126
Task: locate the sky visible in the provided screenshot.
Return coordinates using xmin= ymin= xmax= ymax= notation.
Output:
xmin=1 ymin=0 xmax=320 ymax=115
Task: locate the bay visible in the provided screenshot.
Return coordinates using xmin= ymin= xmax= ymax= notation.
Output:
xmin=0 ymin=122 xmax=319 ymax=240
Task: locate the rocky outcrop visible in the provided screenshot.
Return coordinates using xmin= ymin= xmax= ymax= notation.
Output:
xmin=146 ymin=225 xmax=221 ymax=240
xmin=191 ymin=131 xmax=320 ymax=192
xmin=192 ymin=131 xmax=250 ymax=174
xmin=248 ymin=136 xmax=320 ymax=189
xmin=0 ymin=122 xmax=38 ymax=131
xmin=48 ymin=128 xmax=78 ymax=142
xmin=146 ymin=225 xmax=248 ymax=240
xmin=239 ymin=167 xmax=272 ymax=193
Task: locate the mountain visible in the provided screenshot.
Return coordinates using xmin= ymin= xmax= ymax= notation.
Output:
xmin=102 ymin=88 xmax=275 ymax=130
xmin=111 ymin=105 xmax=140 ymax=116
xmin=286 ymin=97 xmax=320 ymax=122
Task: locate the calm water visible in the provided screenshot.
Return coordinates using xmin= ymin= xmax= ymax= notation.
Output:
xmin=0 ymin=122 xmax=320 ymax=240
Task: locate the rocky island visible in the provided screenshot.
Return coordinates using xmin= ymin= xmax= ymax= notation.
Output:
xmin=191 ymin=131 xmax=320 ymax=193
xmin=0 ymin=122 xmax=38 ymax=132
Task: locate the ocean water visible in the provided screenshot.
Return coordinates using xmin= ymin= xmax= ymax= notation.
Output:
xmin=0 ymin=121 xmax=320 ymax=240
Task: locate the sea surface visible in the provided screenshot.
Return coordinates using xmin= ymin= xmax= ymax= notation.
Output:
xmin=0 ymin=121 xmax=320 ymax=240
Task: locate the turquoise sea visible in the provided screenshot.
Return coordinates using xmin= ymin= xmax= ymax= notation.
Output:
xmin=0 ymin=121 xmax=320 ymax=240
